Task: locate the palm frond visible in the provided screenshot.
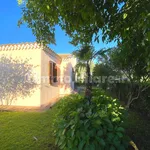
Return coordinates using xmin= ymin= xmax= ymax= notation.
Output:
xmin=73 ymin=45 xmax=94 ymax=61
xmin=75 ymin=62 xmax=86 ymax=72
xmin=92 ymin=49 xmax=110 ymax=59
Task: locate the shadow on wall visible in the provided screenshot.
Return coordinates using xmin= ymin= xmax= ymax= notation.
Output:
xmin=59 ymin=61 xmax=73 ymax=94
xmin=0 ymin=55 xmax=38 ymax=105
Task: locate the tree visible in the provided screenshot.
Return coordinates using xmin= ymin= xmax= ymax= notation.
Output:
xmin=93 ymin=49 xmax=121 ymax=77
xmin=109 ymin=45 xmax=150 ymax=108
xmin=73 ymin=45 xmax=106 ymax=103
xmin=74 ymin=45 xmax=93 ymax=102
xmin=0 ymin=56 xmax=38 ymax=105
xmin=93 ymin=63 xmax=120 ymax=90
xmin=18 ymin=0 xmax=150 ymax=46
xmin=75 ymin=61 xmax=95 ymax=84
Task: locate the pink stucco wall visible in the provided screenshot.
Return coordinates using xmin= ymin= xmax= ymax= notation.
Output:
xmin=0 ymin=45 xmax=41 ymax=106
xmin=0 ymin=43 xmax=77 ymax=107
xmin=59 ymin=54 xmax=77 ymax=96
xmin=40 ymin=47 xmax=61 ymax=106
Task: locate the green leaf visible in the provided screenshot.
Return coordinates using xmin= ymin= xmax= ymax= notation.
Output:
xmin=99 ymin=138 xmax=106 ymax=146
xmin=71 ymin=129 xmax=75 ymax=137
xmin=90 ymin=143 xmax=95 ymax=150
xmin=147 ymin=31 xmax=150 ymax=41
xmin=62 ymin=129 xmax=66 ymax=135
xmin=78 ymin=140 xmax=86 ymax=150
xmin=123 ymin=13 xmax=128 ymax=19
xmin=59 ymin=143 xmax=66 ymax=149
xmin=46 ymin=5 xmax=50 ymax=10
xmin=116 ymin=127 xmax=125 ymax=133
xmin=58 ymin=138 xmax=64 ymax=147
xmin=81 ymin=131 xmax=85 ymax=138
xmin=17 ymin=0 xmax=23 ymax=5
xmin=113 ymin=138 xmax=120 ymax=148
xmin=55 ymin=137 xmax=59 ymax=145
xmin=107 ymin=133 xmax=114 ymax=140
xmin=110 ymin=145 xmax=116 ymax=150
xmin=111 ymin=117 xmax=120 ymax=122
xmin=97 ymin=130 xmax=103 ymax=136
xmin=116 ymin=132 xmax=123 ymax=138
xmin=74 ymin=139 xmax=78 ymax=146
xmin=84 ymin=144 xmax=91 ymax=150
xmin=118 ymin=145 xmax=126 ymax=150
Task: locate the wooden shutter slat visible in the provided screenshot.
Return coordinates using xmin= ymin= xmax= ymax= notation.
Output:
xmin=49 ymin=61 xmax=53 ymax=84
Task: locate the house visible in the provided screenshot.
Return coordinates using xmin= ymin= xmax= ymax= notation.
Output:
xmin=0 ymin=42 xmax=76 ymax=107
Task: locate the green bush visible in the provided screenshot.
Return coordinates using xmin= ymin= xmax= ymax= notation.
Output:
xmin=53 ymin=90 xmax=129 ymax=150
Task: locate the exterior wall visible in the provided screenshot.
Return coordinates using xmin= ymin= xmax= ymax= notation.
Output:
xmin=0 ymin=43 xmax=77 ymax=107
xmin=59 ymin=55 xmax=77 ymax=96
xmin=40 ymin=48 xmax=61 ymax=106
xmin=0 ymin=48 xmax=41 ymax=106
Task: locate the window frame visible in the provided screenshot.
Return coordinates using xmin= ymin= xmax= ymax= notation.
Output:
xmin=49 ymin=61 xmax=58 ymax=84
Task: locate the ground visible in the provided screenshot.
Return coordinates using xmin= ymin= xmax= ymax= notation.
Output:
xmin=0 ymin=108 xmax=58 ymax=150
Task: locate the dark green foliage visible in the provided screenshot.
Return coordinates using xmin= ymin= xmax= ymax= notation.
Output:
xmin=18 ymin=0 xmax=121 ymax=44
xmin=18 ymin=0 xmax=150 ymax=46
xmin=93 ymin=63 xmax=118 ymax=77
xmin=95 ymin=46 xmax=150 ymax=108
xmin=53 ymin=90 xmax=129 ymax=150
xmin=125 ymin=111 xmax=150 ymax=150
xmin=107 ymin=83 xmax=150 ymax=118
xmin=93 ymin=62 xmax=120 ymax=90
xmin=110 ymin=44 xmax=150 ymax=82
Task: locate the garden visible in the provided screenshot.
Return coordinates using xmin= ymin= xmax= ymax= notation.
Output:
xmin=1 ymin=86 xmax=149 ymax=150
xmin=0 ymin=0 xmax=149 ymax=149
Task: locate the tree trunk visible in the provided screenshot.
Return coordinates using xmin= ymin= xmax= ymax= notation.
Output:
xmin=126 ymin=94 xmax=132 ymax=109
xmin=85 ymin=61 xmax=92 ymax=104
xmin=126 ymin=84 xmax=149 ymax=109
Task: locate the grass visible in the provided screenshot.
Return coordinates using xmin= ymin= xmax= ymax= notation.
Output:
xmin=0 ymin=107 xmax=58 ymax=150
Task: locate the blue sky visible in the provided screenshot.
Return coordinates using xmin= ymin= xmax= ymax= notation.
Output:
xmin=0 ymin=1 xmax=116 ymax=54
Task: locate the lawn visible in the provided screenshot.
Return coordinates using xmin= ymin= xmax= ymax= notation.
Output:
xmin=0 ymin=108 xmax=58 ymax=150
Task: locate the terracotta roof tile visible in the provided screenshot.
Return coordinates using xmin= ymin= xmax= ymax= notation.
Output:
xmin=0 ymin=42 xmax=62 ymax=60
xmin=0 ymin=42 xmax=41 ymax=51
xmin=58 ymin=54 xmax=71 ymax=58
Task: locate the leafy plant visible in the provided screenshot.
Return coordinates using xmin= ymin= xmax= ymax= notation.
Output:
xmin=53 ymin=90 xmax=129 ymax=150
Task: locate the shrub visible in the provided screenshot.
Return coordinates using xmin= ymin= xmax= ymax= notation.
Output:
xmin=53 ymin=90 xmax=129 ymax=150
